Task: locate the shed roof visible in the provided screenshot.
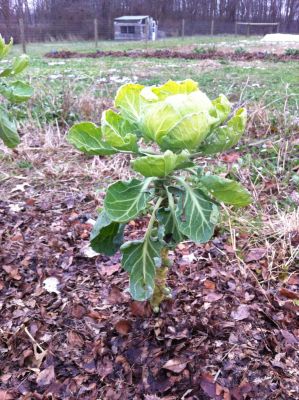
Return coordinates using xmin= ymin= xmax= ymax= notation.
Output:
xmin=114 ymin=16 xmax=149 ymax=22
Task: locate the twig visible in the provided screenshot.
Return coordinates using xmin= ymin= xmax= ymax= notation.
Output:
xmin=24 ymin=326 xmax=45 ymax=353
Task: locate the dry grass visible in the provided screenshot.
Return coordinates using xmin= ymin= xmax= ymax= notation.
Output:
xmin=0 ymin=124 xmax=132 ymax=203
xmin=1 ymin=93 xmax=298 ymax=283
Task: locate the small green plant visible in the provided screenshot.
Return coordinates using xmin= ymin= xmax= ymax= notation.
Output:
xmin=193 ymin=46 xmax=217 ymax=55
xmin=17 ymin=160 xmax=33 ymax=169
xmin=68 ymin=79 xmax=252 ymax=311
xmin=0 ymin=35 xmax=33 ymax=148
xmin=285 ymin=48 xmax=299 ymax=56
xmin=193 ymin=46 xmax=207 ymax=54
xmin=234 ymin=47 xmax=246 ymax=55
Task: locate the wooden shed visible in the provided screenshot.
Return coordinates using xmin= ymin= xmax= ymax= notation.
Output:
xmin=114 ymin=16 xmax=158 ymax=41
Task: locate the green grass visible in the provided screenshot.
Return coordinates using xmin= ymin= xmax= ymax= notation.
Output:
xmin=9 ymin=35 xmax=261 ymax=56
xmin=3 ymin=36 xmax=298 ymax=126
xmin=12 ymin=56 xmax=298 ymax=126
xmin=2 ymin=35 xmax=299 ymax=125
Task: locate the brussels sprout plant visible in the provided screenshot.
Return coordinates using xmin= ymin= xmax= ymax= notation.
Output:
xmin=0 ymin=35 xmax=33 ymax=148
xmin=68 ymin=79 xmax=251 ymax=311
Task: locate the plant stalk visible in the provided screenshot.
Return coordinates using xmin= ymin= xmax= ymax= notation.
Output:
xmin=150 ymin=247 xmax=171 ymax=311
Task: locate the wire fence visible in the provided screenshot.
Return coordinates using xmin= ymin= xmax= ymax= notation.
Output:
xmin=1 ymin=16 xmax=298 ymax=49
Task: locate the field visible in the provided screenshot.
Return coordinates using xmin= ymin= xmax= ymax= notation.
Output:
xmin=1 ymin=36 xmax=299 ymax=399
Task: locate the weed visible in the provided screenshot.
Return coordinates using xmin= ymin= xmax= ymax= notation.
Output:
xmin=285 ymin=48 xmax=299 ymax=56
xmin=234 ymin=47 xmax=246 ymax=55
xmin=17 ymin=160 xmax=33 ymax=169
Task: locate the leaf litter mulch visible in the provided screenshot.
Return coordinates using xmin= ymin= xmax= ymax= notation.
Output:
xmin=1 ymin=151 xmax=299 ymax=399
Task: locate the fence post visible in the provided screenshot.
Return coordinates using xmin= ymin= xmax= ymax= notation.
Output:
xmin=94 ymin=18 xmax=98 ymax=49
xmin=19 ymin=18 xmax=26 ymax=54
xmin=235 ymin=22 xmax=238 ymax=35
xmin=145 ymin=20 xmax=149 ymax=49
xmin=182 ymin=18 xmax=185 ymax=39
xmin=210 ymin=19 xmax=214 ymax=36
xmin=277 ymin=23 xmax=280 ymax=33
xmin=246 ymin=23 xmax=250 ymax=36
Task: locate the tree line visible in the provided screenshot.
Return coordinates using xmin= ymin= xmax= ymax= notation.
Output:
xmin=1 ymin=0 xmax=298 ymax=41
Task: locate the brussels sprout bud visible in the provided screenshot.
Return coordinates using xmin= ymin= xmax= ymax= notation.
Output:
xmin=163 ymin=287 xmax=172 ymax=295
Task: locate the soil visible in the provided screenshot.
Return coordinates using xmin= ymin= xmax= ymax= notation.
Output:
xmin=44 ymin=49 xmax=299 ymax=62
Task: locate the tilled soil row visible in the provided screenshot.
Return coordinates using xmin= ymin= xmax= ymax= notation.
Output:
xmin=45 ymin=49 xmax=299 ymax=61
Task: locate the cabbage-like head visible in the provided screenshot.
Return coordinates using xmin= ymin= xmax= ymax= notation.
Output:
xmin=114 ymin=80 xmax=232 ymax=153
xmin=68 ymin=80 xmax=247 ymax=160
xmin=142 ymin=91 xmax=219 ymax=152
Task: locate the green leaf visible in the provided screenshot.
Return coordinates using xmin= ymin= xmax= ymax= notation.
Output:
xmin=174 ymin=179 xmax=219 ymax=243
xmin=200 ymin=175 xmax=252 ymax=207
xmin=0 ymin=108 xmax=20 ymax=148
xmin=0 ymin=80 xmax=33 ymax=103
xmin=0 ymin=36 xmax=12 ymax=59
xmin=157 ymin=189 xmax=185 ymax=245
xmin=121 ymin=237 xmax=163 ymax=301
xmin=114 ymin=83 xmax=145 ymax=125
xmin=149 ymin=79 xmax=199 ymax=100
xmin=90 ymin=211 xmax=125 ymax=256
xmin=12 ymin=54 xmax=30 ymax=75
xmin=0 ymin=68 xmax=13 ymax=78
xmin=211 ymin=94 xmax=231 ymax=126
xmin=101 ymin=109 xmax=138 ymax=152
xmin=67 ymin=122 xmax=117 ymax=155
xmin=131 ymin=150 xmax=191 ymax=178
xmin=142 ymin=90 xmax=217 ymax=152
xmin=104 ymin=178 xmax=153 ymax=223
xmin=198 ymin=108 xmax=247 ymax=155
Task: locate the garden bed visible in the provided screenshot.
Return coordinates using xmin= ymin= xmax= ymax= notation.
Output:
xmin=1 ymin=139 xmax=298 ymax=399
xmin=45 ymin=49 xmax=299 ymax=62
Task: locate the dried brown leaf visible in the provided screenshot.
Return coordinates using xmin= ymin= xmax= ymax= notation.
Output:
xmin=0 ymin=390 xmax=14 ymax=400
xmin=115 ymin=319 xmax=132 ymax=336
xmin=245 ymin=248 xmax=267 ymax=262
xmin=203 ymin=279 xmax=216 ymax=290
xmin=231 ymin=304 xmax=251 ymax=321
xmin=279 ymin=288 xmax=299 ymax=300
xmin=36 ymin=365 xmax=55 ymax=387
xmin=204 ymin=292 xmax=223 ymax=302
xmin=2 ymin=265 xmax=21 ymax=280
xmin=130 ymin=301 xmax=152 ymax=317
xmin=162 ymin=358 xmax=187 ymax=373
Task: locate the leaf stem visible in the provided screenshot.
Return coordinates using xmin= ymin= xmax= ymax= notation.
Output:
xmin=119 ymin=148 xmax=161 ymax=157
xmin=173 ymin=175 xmax=188 ymax=189
xmin=190 ymin=151 xmax=203 ymax=159
xmin=145 ymin=196 xmax=164 ymax=239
